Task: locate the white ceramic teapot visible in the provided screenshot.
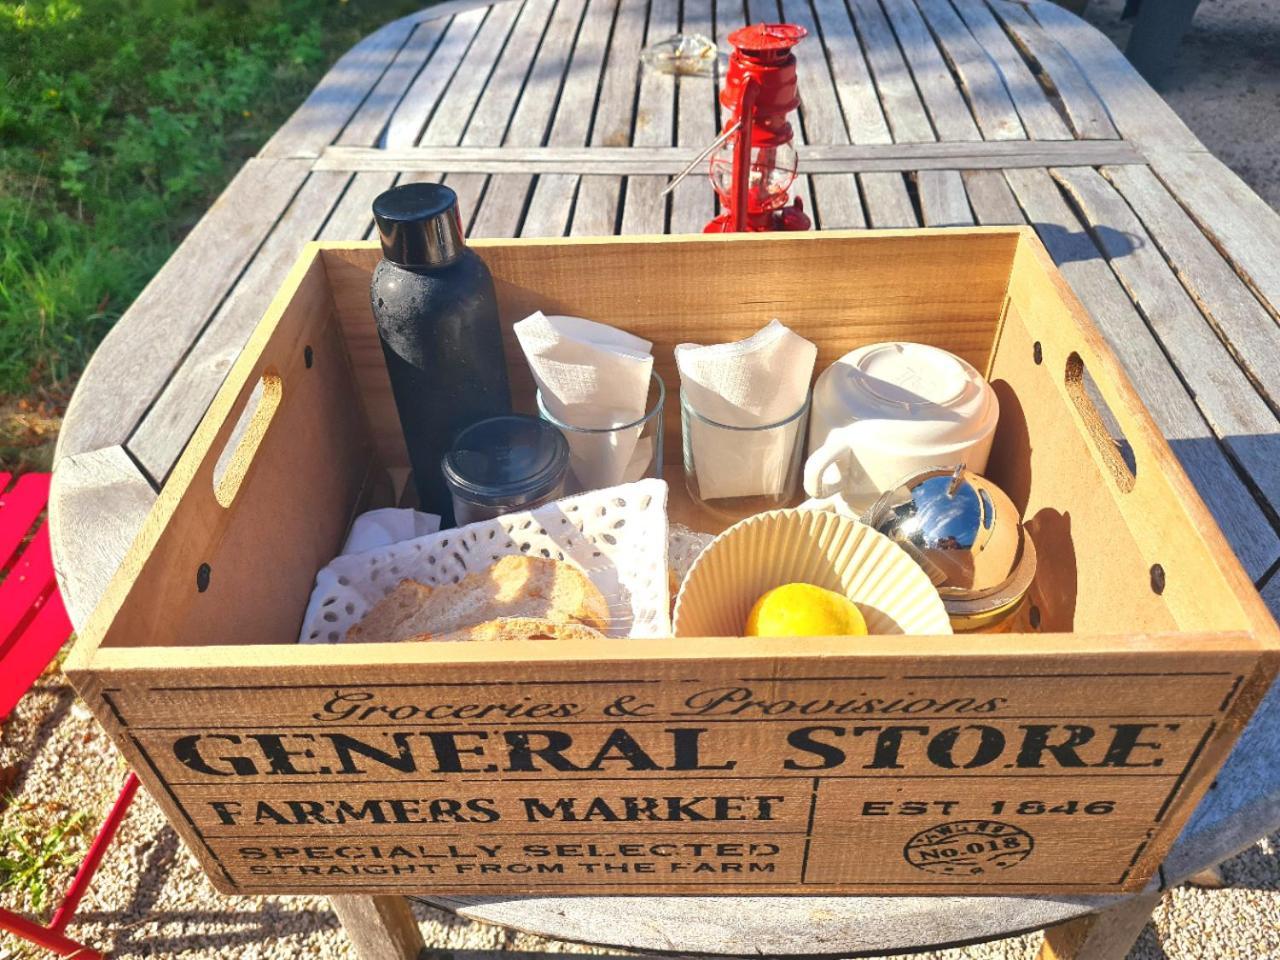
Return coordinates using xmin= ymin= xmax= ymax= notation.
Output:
xmin=804 ymin=342 xmax=1000 ymax=511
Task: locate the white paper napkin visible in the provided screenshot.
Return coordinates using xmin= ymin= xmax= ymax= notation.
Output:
xmin=342 ymin=507 xmax=441 ymax=554
xmin=515 ymin=312 xmax=656 ymax=490
xmin=676 ymin=319 xmax=817 ymax=499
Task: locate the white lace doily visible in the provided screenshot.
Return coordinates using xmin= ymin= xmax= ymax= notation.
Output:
xmin=300 ymin=479 xmax=670 ymax=644
xmin=669 ymin=523 xmax=715 ymax=587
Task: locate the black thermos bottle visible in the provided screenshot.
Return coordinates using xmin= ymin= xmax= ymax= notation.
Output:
xmin=371 ymin=183 xmax=511 ymax=524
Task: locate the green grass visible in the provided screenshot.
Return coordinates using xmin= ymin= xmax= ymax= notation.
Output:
xmin=0 ymin=0 xmax=424 ymax=400
xmin=0 ymin=799 xmax=87 ymax=916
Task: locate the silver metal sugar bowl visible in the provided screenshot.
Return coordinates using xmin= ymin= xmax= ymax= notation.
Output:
xmin=865 ymin=464 xmax=1037 ymax=632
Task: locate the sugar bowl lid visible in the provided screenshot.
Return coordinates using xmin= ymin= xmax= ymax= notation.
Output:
xmin=865 ymin=465 xmax=1036 ymax=624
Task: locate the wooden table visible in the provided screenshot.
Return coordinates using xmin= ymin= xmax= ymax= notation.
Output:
xmin=49 ymin=1 xmax=1280 ymax=958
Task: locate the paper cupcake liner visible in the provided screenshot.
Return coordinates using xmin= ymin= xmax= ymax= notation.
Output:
xmin=673 ymin=508 xmax=951 ymax=637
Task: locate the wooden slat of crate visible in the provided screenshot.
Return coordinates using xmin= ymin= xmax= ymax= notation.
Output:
xmin=1002 ymin=168 xmax=1280 ymax=580
xmin=69 ymin=637 xmax=1273 ymax=896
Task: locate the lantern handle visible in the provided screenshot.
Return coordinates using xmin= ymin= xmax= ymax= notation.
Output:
xmin=731 ymin=79 xmax=760 ymax=231
xmin=660 ymin=120 xmax=741 ymax=197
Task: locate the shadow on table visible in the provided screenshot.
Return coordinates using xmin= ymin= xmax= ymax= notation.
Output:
xmin=1034 ymin=221 xmax=1143 ymax=262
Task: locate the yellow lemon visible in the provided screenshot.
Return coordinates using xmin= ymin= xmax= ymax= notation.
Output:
xmin=745 ymin=583 xmax=868 ymax=637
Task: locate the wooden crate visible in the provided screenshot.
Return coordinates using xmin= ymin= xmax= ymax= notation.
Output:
xmin=65 ymin=230 xmax=1278 ymax=897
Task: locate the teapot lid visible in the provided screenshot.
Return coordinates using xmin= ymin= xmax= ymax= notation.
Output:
xmin=812 ymin=342 xmax=999 ymax=450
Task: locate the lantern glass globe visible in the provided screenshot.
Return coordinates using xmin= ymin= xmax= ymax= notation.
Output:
xmin=709 ymin=138 xmax=798 ymax=212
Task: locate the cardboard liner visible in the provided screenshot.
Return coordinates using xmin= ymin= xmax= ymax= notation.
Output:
xmin=673 ymin=508 xmax=951 ymax=637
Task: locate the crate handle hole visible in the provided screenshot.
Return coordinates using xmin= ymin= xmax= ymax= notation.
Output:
xmin=212 ymin=370 xmax=283 ymax=508
xmin=1064 ymin=352 xmax=1136 ymax=492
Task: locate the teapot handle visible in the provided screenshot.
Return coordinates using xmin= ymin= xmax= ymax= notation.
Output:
xmin=804 ymin=440 xmax=864 ymax=499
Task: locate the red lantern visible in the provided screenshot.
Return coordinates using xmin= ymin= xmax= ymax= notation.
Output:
xmin=705 ymin=23 xmax=811 ymax=233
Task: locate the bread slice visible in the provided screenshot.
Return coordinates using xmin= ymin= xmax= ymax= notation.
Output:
xmin=424 ymin=617 xmax=605 ymax=643
xmin=345 ymin=555 xmax=609 ymax=643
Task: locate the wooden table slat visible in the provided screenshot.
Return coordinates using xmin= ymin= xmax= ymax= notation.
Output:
xmin=570 ymin=0 xmax=650 ymax=235
xmin=669 ymin=0 xmax=720 ymax=233
xmin=859 ymin=171 xmax=918 ymax=227
xmin=1050 ymin=166 xmax=1280 ymax=516
xmin=774 ymin=0 xmax=861 ymax=228
xmin=947 ymin=0 xmax=1071 ymax=141
xmin=127 ymin=171 xmax=351 ymax=482
xmin=419 ymin=1 xmax=525 ymax=148
xmin=337 ymin=20 xmax=450 ymax=147
xmin=447 ymin=0 xmax=560 ymax=229
xmin=523 ymin=0 xmax=623 ymax=237
xmin=917 ymin=169 xmax=975 ymax=226
xmin=810 ymin=0 xmax=892 ymax=145
xmin=1026 ymin=0 xmax=1202 ymax=151
xmin=1102 ymin=164 xmax=1280 ymax=415
xmin=912 ymin=0 xmax=1024 ymax=142
xmin=813 ymin=0 xmax=907 ymax=227
xmin=470 ymin=0 xmax=591 ymax=236
xmin=56 ymin=157 xmax=312 ymax=461
xmin=315 ymin=138 xmax=1143 ymax=173
xmin=988 ymin=0 xmax=1118 ymax=141
xmin=1003 ymin=167 xmax=1280 ymax=580
xmin=384 ymin=9 xmax=488 ymax=149
xmin=319 ymin=171 xmax=400 ymax=240
xmin=961 ymin=167 xmax=1024 ymax=224
xmin=48 ymin=446 xmax=157 ymax=627
xmin=1149 ymin=150 xmax=1280 ymax=326
xmin=879 ymin=0 xmax=982 ymax=142
xmin=847 ymin=0 xmax=936 ymax=143
xmin=260 ymin=17 xmax=419 ymax=157
xmin=618 ymin=0 xmax=679 ymax=235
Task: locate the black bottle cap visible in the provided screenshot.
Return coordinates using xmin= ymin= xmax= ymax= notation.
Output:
xmin=372 ymin=182 xmax=465 ymax=267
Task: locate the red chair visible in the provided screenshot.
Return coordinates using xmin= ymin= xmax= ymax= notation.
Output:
xmin=0 ymin=471 xmax=140 ymax=960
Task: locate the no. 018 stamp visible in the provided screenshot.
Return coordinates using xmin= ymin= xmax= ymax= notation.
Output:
xmin=903 ymin=820 xmax=1034 ymax=876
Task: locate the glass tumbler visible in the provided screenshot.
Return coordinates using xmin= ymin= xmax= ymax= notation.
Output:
xmin=537 ymin=371 xmax=665 ymax=493
xmin=681 ymin=390 xmax=810 ymax=522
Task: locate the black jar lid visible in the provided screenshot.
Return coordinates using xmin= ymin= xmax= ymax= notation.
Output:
xmin=372 ymin=182 xmax=465 ymax=267
xmin=442 ymin=416 xmax=570 ymax=507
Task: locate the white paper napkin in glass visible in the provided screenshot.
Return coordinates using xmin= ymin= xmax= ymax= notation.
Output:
xmin=515 ymin=312 xmax=655 ymax=490
xmin=676 ymin=319 xmax=817 ymax=499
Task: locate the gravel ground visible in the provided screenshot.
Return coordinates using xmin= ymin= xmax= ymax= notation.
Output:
xmin=5 ymin=2 xmax=1280 ymax=958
